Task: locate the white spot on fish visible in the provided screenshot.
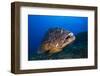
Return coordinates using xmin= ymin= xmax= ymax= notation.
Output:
xmin=56 ymin=43 xmax=58 ymax=47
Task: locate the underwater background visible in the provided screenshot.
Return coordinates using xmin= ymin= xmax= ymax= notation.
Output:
xmin=28 ymin=15 xmax=88 ymax=60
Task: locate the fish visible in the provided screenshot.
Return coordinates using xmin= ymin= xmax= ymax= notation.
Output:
xmin=39 ymin=27 xmax=75 ymax=54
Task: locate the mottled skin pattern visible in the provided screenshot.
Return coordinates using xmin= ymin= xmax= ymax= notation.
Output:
xmin=40 ymin=28 xmax=75 ymax=54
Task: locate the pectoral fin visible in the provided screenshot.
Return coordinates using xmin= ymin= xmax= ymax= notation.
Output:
xmin=49 ymin=48 xmax=62 ymax=53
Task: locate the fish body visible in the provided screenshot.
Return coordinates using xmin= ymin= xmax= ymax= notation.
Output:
xmin=39 ymin=28 xmax=75 ymax=54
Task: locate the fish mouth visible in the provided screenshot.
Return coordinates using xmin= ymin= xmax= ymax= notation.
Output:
xmin=66 ymin=32 xmax=75 ymax=39
xmin=63 ymin=32 xmax=75 ymax=45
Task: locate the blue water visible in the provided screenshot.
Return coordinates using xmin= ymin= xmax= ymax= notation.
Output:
xmin=28 ymin=15 xmax=88 ymax=58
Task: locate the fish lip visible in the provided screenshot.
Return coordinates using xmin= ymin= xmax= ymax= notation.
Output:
xmin=68 ymin=32 xmax=74 ymax=36
xmin=68 ymin=32 xmax=75 ymax=39
xmin=65 ymin=32 xmax=74 ymax=39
